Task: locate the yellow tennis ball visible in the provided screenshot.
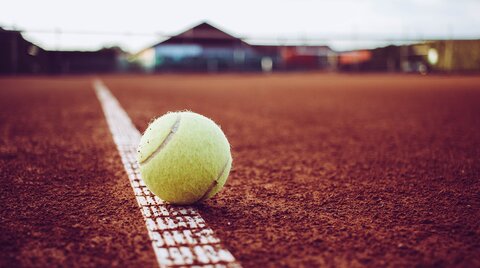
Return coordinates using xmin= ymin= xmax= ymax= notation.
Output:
xmin=137 ymin=111 xmax=232 ymax=205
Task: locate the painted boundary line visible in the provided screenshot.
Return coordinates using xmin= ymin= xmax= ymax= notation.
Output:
xmin=93 ymin=79 xmax=241 ymax=268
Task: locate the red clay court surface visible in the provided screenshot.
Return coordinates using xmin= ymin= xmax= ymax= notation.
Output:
xmin=1 ymin=73 xmax=480 ymax=267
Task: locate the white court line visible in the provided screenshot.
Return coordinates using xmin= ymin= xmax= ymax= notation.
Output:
xmin=93 ymin=79 xmax=241 ymax=268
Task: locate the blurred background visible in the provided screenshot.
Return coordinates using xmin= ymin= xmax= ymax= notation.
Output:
xmin=1 ymin=0 xmax=480 ymax=75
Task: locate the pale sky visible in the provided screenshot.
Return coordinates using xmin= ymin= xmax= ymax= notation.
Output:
xmin=1 ymin=0 xmax=479 ymax=52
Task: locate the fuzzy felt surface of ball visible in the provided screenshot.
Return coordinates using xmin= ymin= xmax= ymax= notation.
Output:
xmin=137 ymin=111 xmax=232 ymax=205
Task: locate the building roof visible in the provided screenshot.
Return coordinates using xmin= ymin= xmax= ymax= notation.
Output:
xmin=154 ymin=22 xmax=250 ymax=47
xmin=171 ymin=22 xmax=238 ymax=40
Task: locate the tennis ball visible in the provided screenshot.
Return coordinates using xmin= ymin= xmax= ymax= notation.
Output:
xmin=137 ymin=111 xmax=232 ymax=205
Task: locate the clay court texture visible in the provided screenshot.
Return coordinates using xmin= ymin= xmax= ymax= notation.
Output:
xmin=1 ymin=73 xmax=479 ymax=267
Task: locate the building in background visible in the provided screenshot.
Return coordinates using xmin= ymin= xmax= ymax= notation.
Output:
xmin=338 ymin=40 xmax=480 ymax=73
xmin=0 ymin=27 xmax=126 ymax=75
xmin=131 ymin=22 xmax=337 ymax=73
xmin=132 ymin=23 xmax=259 ymax=72
xmin=426 ymin=40 xmax=480 ymax=72
xmin=252 ymin=45 xmax=336 ymax=71
xmin=47 ymin=47 xmax=126 ymax=74
xmin=338 ymin=45 xmax=425 ymax=73
xmin=0 ymin=27 xmax=47 ymax=74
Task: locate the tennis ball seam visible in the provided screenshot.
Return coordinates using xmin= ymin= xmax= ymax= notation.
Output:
xmin=195 ymin=156 xmax=231 ymax=203
xmin=139 ymin=113 xmax=181 ymax=166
